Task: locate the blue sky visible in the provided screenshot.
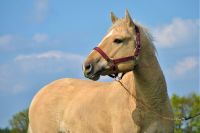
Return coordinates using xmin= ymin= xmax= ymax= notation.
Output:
xmin=0 ymin=0 xmax=199 ymax=128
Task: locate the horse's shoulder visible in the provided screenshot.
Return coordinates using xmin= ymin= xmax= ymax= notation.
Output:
xmin=29 ymin=78 xmax=74 ymax=109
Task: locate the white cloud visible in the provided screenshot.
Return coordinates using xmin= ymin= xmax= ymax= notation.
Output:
xmin=0 ymin=35 xmax=13 ymax=46
xmin=14 ymin=51 xmax=84 ymax=74
xmin=173 ymin=56 xmax=198 ymax=75
xmin=15 ymin=51 xmax=84 ymax=61
xmin=35 ymin=0 xmax=49 ymax=22
xmin=153 ymin=18 xmax=199 ymax=48
xmin=0 ymin=51 xmax=85 ymax=94
xmin=32 ymin=33 xmax=49 ymax=43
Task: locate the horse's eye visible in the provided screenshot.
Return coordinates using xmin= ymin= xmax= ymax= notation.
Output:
xmin=114 ymin=38 xmax=123 ymax=44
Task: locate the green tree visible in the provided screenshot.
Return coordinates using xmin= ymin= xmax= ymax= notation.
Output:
xmin=0 ymin=127 xmax=11 ymax=133
xmin=9 ymin=109 xmax=29 ymax=133
xmin=171 ymin=93 xmax=200 ymax=133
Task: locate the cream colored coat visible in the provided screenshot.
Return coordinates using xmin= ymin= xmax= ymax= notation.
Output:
xmin=29 ymin=71 xmax=174 ymax=133
xmin=28 ymin=10 xmax=174 ymax=133
xmin=29 ymin=72 xmax=140 ymax=133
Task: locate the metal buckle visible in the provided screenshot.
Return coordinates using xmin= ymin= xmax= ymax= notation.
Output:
xmin=135 ymin=56 xmax=139 ymax=60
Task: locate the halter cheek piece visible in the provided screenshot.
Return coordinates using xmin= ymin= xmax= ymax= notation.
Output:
xmin=93 ymin=25 xmax=141 ymax=78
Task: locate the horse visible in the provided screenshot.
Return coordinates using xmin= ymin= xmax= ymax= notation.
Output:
xmin=28 ymin=10 xmax=174 ymax=133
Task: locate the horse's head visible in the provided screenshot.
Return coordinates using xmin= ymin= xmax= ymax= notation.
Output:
xmin=83 ymin=10 xmax=141 ymax=80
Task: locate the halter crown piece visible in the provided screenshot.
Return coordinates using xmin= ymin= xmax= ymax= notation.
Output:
xmin=93 ymin=25 xmax=141 ymax=77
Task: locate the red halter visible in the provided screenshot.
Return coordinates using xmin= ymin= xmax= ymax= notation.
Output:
xmin=93 ymin=25 xmax=141 ymax=72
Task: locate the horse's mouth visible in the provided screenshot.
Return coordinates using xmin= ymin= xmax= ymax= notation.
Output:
xmin=86 ymin=73 xmax=100 ymax=81
xmin=85 ymin=67 xmax=107 ymax=81
xmin=84 ymin=66 xmax=114 ymax=81
xmin=84 ymin=68 xmax=101 ymax=81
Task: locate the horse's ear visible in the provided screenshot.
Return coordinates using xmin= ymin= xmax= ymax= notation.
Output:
xmin=125 ymin=9 xmax=134 ymax=26
xmin=111 ymin=12 xmax=118 ymax=24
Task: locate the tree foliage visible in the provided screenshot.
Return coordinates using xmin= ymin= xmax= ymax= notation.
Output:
xmin=171 ymin=93 xmax=200 ymax=133
xmin=0 ymin=128 xmax=10 ymax=133
xmin=0 ymin=109 xmax=29 ymax=133
xmin=9 ymin=109 xmax=29 ymax=133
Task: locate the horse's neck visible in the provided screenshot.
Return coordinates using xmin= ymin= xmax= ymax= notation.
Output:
xmin=133 ymin=45 xmax=172 ymax=116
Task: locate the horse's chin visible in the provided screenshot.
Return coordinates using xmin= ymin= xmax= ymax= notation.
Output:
xmin=100 ymin=69 xmax=118 ymax=76
xmin=88 ymin=74 xmax=100 ymax=81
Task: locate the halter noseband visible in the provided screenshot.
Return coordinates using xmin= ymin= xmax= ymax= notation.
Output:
xmin=93 ymin=25 xmax=141 ymax=75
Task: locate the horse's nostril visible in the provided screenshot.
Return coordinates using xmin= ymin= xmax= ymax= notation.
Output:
xmin=84 ymin=63 xmax=93 ymax=74
xmin=85 ymin=64 xmax=91 ymax=70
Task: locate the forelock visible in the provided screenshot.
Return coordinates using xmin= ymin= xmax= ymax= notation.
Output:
xmin=108 ymin=19 xmax=128 ymax=32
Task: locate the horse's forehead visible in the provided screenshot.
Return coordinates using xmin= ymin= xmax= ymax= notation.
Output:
xmin=109 ymin=23 xmax=131 ymax=35
xmin=101 ymin=23 xmax=130 ymax=41
xmin=111 ymin=24 xmax=126 ymax=31
xmin=108 ymin=29 xmax=130 ymax=38
xmin=103 ymin=29 xmax=128 ymax=41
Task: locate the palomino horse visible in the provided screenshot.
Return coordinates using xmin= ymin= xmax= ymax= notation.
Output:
xmin=28 ymin=10 xmax=174 ymax=133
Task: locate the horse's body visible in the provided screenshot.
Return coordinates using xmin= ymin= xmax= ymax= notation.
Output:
xmin=29 ymin=73 xmax=140 ymax=133
xmin=29 ymin=72 xmax=174 ymax=133
xmin=29 ymin=10 xmax=174 ymax=133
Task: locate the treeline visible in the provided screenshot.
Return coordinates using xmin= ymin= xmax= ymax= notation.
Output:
xmin=0 ymin=94 xmax=199 ymax=133
xmin=171 ymin=93 xmax=200 ymax=133
xmin=0 ymin=109 xmax=28 ymax=133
